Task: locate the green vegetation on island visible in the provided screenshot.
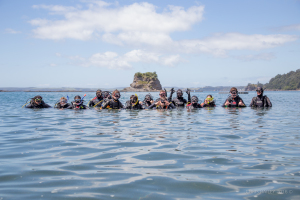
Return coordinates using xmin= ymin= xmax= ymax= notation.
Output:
xmin=135 ymin=72 xmax=158 ymax=80
xmin=245 ymin=69 xmax=300 ymax=91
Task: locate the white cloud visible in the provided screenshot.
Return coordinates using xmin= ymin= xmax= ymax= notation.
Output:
xmin=29 ymin=1 xmax=204 ymax=40
xmin=50 ymin=63 xmax=57 ymax=67
xmin=174 ymin=33 xmax=298 ymax=56
xmin=71 ymin=49 xmax=183 ymax=69
xmin=5 ymin=28 xmax=21 ymax=34
xmin=29 ymin=1 xmax=298 ymax=58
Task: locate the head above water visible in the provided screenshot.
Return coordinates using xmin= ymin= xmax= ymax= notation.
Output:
xmin=230 ymin=87 xmax=238 ymax=98
xmin=60 ymin=97 xmax=67 ymax=106
xmin=177 ymin=89 xmax=183 ymax=98
xmin=130 ymin=95 xmax=138 ymax=104
xmin=33 ymin=95 xmax=43 ymax=105
xmin=112 ymin=90 xmax=121 ymax=100
xmin=74 ymin=95 xmax=82 ymax=105
xmin=144 ymin=94 xmax=153 ymax=102
xmin=159 ymin=90 xmax=167 ymax=99
xmin=256 ymin=87 xmax=264 ymax=95
xmin=191 ymin=96 xmax=199 ymax=103
xmin=96 ymin=89 xmax=102 ymax=98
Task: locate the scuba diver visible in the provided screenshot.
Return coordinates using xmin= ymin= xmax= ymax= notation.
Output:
xmin=54 ymin=97 xmax=71 ymax=109
xmin=88 ymin=89 xmax=104 ymax=107
xmin=102 ymin=90 xmax=124 ymax=109
xmin=141 ymin=93 xmax=154 ymax=109
xmin=249 ymin=87 xmax=272 ymax=107
xmin=102 ymin=91 xmax=112 ymax=100
xmin=222 ymin=87 xmax=246 ymax=107
xmin=125 ymin=94 xmax=143 ymax=109
xmin=201 ymin=95 xmax=216 ymax=107
xmin=68 ymin=95 xmax=88 ymax=110
xmin=168 ymin=88 xmax=191 ymax=108
xmin=149 ymin=90 xmax=175 ymax=109
xmin=24 ymin=95 xmax=51 ymax=108
xmin=186 ymin=96 xmax=202 ymax=109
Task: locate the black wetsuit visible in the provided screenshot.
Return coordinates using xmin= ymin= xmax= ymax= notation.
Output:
xmin=148 ymin=103 xmax=175 ymax=109
xmin=202 ymin=102 xmax=216 ymax=107
xmin=249 ymin=95 xmax=272 ymax=107
xmin=102 ymin=99 xmax=124 ymax=109
xmin=222 ymin=96 xmax=246 ymax=107
xmin=125 ymin=101 xmax=143 ymax=110
xmin=89 ymin=97 xmax=104 ymax=107
xmin=186 ymin=103 xmax=202 ymax=109
xmin=142 ymin=100 xmax=152 ymax=109
xmin=172 ymin=97 xmax=188 ymax=107
xmin=25 ymin=101 xmax=51 ymax=108
xmin=54 ymin=103 xmax=71 ymax=109
xmin=67 ymin=102 xmax=88 ymax=109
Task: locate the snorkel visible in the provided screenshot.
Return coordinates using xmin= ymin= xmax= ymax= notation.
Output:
xmin=206 ymin=97 xmax=214 ymax=104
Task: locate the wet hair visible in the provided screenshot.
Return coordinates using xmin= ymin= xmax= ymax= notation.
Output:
xmin=96 ymin=89 xmax=102 ymax=93
xmin=112 ymin=90 xmax=120 ymax=96
xmin=74 ymin=95 xmax=81 ymax=100
xmin=159 ymin=90 xmax=165 ymax=94
xmin=230 ymin=87 xmax=238 ymax=93
xmin=60 ymin=97 xmax=67 ymax=101
xmin=207 ymin=94 xmax=212 ymax=98
xmin=33 ymin=95 xmax=42 ymax=100
xmin=144 ymin=94 xmax=153 ymax=101
xmin=130 ymin=95 xmax=137 ymax=101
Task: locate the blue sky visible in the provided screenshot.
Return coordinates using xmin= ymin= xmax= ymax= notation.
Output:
xmin=0 ymin=0 xmax=299 ymax=88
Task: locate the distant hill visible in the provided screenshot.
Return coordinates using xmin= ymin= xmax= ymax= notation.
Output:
xmin=245 ymin=69 xmax=300 ymax=91
xmin=265 ymin=69 xmax=300 ymax=90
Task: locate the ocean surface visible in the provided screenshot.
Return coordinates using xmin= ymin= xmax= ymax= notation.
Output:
xmin=0 ymin=91 xmax=299 ymax=200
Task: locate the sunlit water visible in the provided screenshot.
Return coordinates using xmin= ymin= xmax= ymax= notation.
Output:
xmin=0 ymin=91 xmax=300 ymax=200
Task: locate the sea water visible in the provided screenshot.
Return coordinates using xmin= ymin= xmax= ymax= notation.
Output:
xmin=0 ymin=91 xmax=299 ymax=199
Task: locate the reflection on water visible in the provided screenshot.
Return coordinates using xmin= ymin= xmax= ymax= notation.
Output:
xmin=0 ymin=91 xmax=300 ymax=199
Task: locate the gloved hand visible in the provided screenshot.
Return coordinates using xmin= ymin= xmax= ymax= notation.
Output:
xmin=186 ymin=88 xmax=191 ymax=95
xmin=170 ymin=88 xmax=175 ymax=94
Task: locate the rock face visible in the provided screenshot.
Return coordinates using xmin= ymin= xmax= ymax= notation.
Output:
xmin=123 ymin=72 xmax=162 ymax=92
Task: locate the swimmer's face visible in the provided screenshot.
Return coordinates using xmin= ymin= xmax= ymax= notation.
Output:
xmin=96 ymin=92 xmax=102 ymax=98
xmin=231 ymin=91 xmax=237 ymax=98
xmin=35 ymin=98 xmax=42 ymax=105
xmin=60 ymin=100 xmax=67 ymax=106
xmin=256 ymin=91 xmax=262 ymax=95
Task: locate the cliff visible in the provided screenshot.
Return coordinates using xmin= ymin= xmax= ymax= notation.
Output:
xmin=122 ymin=72 xmax=162 ymax=92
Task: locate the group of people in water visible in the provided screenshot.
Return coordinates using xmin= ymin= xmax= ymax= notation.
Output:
xmin=24 ymin=87 xmax=272 ymax=110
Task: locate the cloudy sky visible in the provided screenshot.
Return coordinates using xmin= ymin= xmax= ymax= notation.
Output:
xmin=0 ymin=0 xmax=299 ymax=88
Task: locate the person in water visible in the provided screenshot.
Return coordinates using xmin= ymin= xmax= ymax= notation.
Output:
xmin=54 ymin=97 xmax=70 ymax=109
xmin=88 ymin=89 xmax=104 ymax=107
xmin=222 ymin=87 xmax=246 ymax=107
xmin=25 ymin=95 xmax=51 ymax=108
xmin=149 ymin=90 xmax=175 ymax=109
xmin=186 ymin=96 xmax=202 ymax=109
xmin=169 ymin=88 xmax=190 ymax=107
xmin=68 ymin=95 xmax=88 ymax=110
xmin=201 ymin=95 xmax=216 ymax=107
xmin=140 ymin=93 xmax=154 ymax=109
xmin=125 ymin=95 xmax=143 ymax=109
xmin=102 ymin=91 xmax=112 ymax=100
xmin=102 ymin=90 xmax=124 ymax=109
xmin=249 ymin=87 xmax=272 ymax=107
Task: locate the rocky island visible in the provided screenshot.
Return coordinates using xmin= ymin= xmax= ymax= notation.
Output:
xmin=122 ymin=72 xmax=162 ymax=92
